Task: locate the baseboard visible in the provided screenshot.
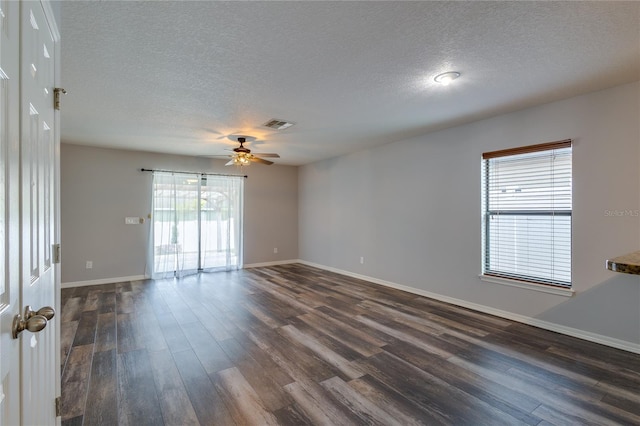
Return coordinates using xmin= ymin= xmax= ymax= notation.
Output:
xmin=61 ymin=275 xmax=148 ymax=288
xmin=297 ymin=260 xmax=640 ymax=355
xmin=243 ymin=259 xmax=299 ymax=269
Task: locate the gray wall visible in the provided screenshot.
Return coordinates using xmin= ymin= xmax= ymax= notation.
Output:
xmin=61 ymin=144 xmax=298 ymax=283
xmin=299 ymin=81 xmax=640 ymax=346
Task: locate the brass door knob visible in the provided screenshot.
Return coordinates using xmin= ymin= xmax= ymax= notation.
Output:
xmin=12 ymin=314 xmax=48 ymax=339
xmin=24 ymin=305 xmax=55 ymax=321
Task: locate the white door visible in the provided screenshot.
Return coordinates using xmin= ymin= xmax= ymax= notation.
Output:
xmin=0 ymin=1 xmax=58 ymax=425
xmin=0 ymin=1 xmax=23 ymax=424
xmin=20 ymin=1 xmax=58 ymax=424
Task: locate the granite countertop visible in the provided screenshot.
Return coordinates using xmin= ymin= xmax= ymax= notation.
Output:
xmin=606 ymin=251 xmax=640 ymax=275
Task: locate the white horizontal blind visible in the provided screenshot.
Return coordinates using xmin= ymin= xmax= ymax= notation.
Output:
xmin=482 ymin=140 xmax=572 ymax=287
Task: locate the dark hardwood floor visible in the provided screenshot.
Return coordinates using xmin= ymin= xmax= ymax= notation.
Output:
xmin=60 ymin=264 xmax=640 ymax=425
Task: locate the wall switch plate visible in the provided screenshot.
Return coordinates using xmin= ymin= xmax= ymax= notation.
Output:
xmin=273 ymin=247 xmax=278 ymax=254
xmin=86 ymin=261 xmax=93 ymax=269
xmin=125 ymin=217 xmax=142 ymax=225
xmin=360 ymin=256 xmax=365 ymax=264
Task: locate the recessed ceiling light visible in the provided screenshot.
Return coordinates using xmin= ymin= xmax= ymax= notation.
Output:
xmin=434 ymin=71 xmax=461 ymax=86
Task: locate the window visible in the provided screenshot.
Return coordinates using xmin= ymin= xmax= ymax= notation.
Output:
xmin=482 ymin=140 xmax=572 ymax=287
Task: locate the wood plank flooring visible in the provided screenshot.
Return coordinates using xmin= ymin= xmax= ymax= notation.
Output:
xmin=60 ymin=264 xmax=640 ymax=425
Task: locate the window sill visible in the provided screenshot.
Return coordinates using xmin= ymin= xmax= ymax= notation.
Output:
xmin=479 ymin=274 xmax=575 ymax=297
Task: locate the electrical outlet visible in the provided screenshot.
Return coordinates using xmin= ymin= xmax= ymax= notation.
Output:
xmin=86 ymin=261 xmax=93 ymax=269
xmin=273 ymin=247 xmax=278 ymax=254
xmin=360 ymin=256 xmax=364 ymax=264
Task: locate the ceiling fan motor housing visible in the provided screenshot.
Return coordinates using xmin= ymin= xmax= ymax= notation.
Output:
xmin=234 ymin=137 xmax=251 ymax=153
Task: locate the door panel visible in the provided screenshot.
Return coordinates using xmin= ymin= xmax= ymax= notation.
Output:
xmin=21 ymin=2 xmax=57 ymax=424
xmin=0 ymin=0 xmax=21 ymax=424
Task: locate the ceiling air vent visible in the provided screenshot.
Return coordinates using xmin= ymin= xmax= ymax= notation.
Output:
xmin=263 ymin=119 xmax=295 ymax=130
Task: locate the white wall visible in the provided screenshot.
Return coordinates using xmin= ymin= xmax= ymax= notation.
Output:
xmin=299 ymin=81 xmax=640 ymax=347
xmin=61 ymin=144 xmax=298 ymax=284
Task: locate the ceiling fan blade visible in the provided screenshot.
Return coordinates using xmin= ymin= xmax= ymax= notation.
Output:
xmin=250 ymin=157 xmax=274 ymax=165
xmin=225 ymin=159 xmax=235 ymax=166
xmin=254 ymin=153 xmax=280 ymax=158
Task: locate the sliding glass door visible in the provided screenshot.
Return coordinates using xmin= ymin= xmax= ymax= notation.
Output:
xmin=151 ymin=172 xmax=243 ymax=278
xmin=200 ymin=175 xmax=243 ymax=271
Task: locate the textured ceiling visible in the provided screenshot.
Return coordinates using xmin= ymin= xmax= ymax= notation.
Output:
xmin=59 ymin=1 xmax=640 ymax=165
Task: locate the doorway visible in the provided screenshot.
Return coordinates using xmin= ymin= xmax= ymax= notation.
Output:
xmin=151 ymin=172 xmax=244 ymax=278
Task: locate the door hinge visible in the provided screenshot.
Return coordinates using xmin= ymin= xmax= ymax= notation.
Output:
xmin=55 ymin=396 xmax=61 ymax=417
xmin=54 ymin=87 xmax=67 ymax=110
xmin=53 ymin=243 xmax=61 ymax=264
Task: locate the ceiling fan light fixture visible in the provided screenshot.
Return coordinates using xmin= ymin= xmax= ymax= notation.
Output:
xmin=263 ymin=119 xmax=295 ymax=130
xmin=233 ymin=152 xmax=251 ymax=166
xmin=223 ymin=136 xmax=278 ymax=167
xmin=434 ymin=71 xmax=461 ymax=86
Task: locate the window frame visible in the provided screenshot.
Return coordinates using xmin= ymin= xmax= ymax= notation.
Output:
xmin=481 ymin=139 xmax=573 ymax=291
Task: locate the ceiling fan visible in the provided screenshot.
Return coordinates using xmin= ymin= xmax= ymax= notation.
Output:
xmin=225 ymin=137 xmax=280 ymax=166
